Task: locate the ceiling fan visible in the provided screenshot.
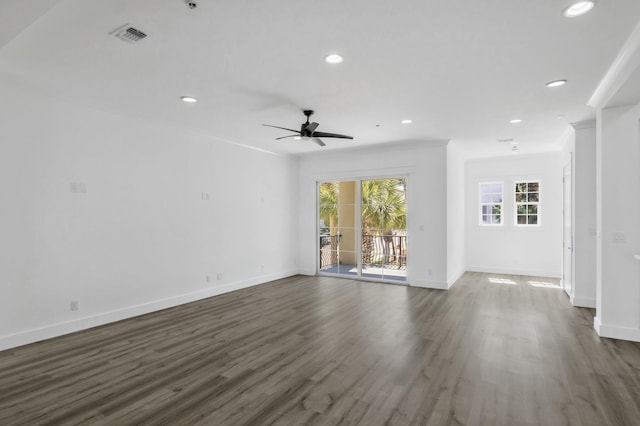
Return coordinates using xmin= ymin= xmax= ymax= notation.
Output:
xmin=262 ymin=110 xmax=353 ymax=147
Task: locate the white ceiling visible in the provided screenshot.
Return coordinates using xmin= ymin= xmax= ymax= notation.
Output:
xmin=2 ymin=0 xmax=640 ymax=157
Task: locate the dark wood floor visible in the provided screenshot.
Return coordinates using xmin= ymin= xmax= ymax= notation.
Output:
xmin=1 ymin=273 xmax=640 ymax=425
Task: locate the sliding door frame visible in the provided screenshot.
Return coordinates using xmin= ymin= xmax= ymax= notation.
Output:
xmin=316 ymin=173 xmax=409 ymax=285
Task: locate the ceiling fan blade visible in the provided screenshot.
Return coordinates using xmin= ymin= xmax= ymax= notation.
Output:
xmin=312 ymin=131 xmax=353 ymax=139
xmin=275 ymin=134 xmax=301 ymax=140
xmin=304 ymin=122 xmax=319 ymax=134
xmin=262 ymin=124 xmax=300 ymax=133
xmin=312 ymin=137 xmax=326 ymax=147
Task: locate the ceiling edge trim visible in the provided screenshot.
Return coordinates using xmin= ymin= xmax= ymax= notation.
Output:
xmin=570 ymin=119 xmax=596 ymax=130
xmin=588 ymin=20 xmax=640 ymax=109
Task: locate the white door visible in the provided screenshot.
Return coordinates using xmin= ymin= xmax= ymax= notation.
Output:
xmin=562 ymin=161 xmax=573 ymax=296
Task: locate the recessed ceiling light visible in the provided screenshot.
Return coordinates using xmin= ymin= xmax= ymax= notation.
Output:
xmin=563 ymin=1 xmax=596 ymax=18
xmin=401 ymin=119 xmax=413 ymax=124
xmin=509 ymin=119 xmax=522 ymax=124
xmin=546 ymin=79 xmax=567 ymax=88
xmin=180 ymin=96 xmax=198 ymax=103
xmin=324 ymin=54 xmax=344 ymax=64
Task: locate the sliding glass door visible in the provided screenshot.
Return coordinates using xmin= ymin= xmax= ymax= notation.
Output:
xmin=318 ymin=178 xmax=407 ymax=283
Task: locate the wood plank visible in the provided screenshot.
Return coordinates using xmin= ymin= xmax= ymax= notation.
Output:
xmin=1 ymin=273 xmax=640 ymax=425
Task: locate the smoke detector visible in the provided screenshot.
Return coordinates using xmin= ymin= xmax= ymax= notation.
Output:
xmin=109 ymin=24 xmax=147 ymax=43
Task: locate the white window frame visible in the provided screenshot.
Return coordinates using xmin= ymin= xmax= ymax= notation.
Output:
xmin=514 ymin=180 xmax=541 ymax=226
xmin=478 ymin=181 xmax=504 ymax=226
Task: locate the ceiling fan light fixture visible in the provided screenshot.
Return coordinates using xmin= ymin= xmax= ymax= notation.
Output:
xmin=563 ymin=1 xmax=596 ymax=18
xmin=401 ymin=119 xmax=413 ymax=124
xmin=509 ymin=119 xmax=523 ymax=124
xmin=294 ymin=136 xmax=302 ymax=140
xmin=546 ymin=79 xmax=567 ymax=88
xmin=180 ymin=96 xmax=198 ymax=103
xmin=324 ymin=54 xmax=344 ymax=64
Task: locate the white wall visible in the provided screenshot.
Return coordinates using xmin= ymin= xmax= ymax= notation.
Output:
xmin=0 ymin=85 xmax=299 ymax=350
xmin=465 ymin=153 xmax=563 ymax=278
xmin=297 ymin=141 xmax=449 ymax=289
xmin=446 ymin=142 xmax=466 ymax=285
xmin=595 ymin=103 xmax=640 ymax=341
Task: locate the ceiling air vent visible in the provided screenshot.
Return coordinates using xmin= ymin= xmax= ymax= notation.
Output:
xmin=109 ymin=24 xmax=147 ymax=43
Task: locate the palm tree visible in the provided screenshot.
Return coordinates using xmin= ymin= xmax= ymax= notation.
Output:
xmin=319 ymin=182 xmax=338 ymax=232
xmin=361 ymin=178 xmax=406 ymax=231
xmin=361 ymin=179 xmax=406 ymax=265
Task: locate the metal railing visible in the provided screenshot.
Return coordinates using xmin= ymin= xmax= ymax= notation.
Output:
xmin=319 ymin=234 xmax=341 ymax=269
xmin=319 ymin=233 xmax=406 ymax=269
xmin=362 ymin=233 xmax=406 ymax=267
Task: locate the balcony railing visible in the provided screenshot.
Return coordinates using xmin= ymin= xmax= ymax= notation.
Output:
xmin=319 ymin=233 xmax=406 ymax=269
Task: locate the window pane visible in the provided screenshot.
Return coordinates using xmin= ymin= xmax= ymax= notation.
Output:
xmin=480 ymin=182 xmax=503 ymax=226
xmin=481 ymin=183 xmax=499 ymax=192
xmin=489 ymin=183 xmax=502 ymax=193
xmin=481 ymin=194 xmax=498 ymax=203
xmin=514 ymin=181 xmax=540 ymax=226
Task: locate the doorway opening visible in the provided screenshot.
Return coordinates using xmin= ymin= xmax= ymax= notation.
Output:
xmin=318 ymin=178 xmax=407 ymax=283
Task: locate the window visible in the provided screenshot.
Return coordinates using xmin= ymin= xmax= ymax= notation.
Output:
xmin=479 ymin=182 xmax=503 ymax=225
xmin=515 ymin=181 xmax=540 ymax=225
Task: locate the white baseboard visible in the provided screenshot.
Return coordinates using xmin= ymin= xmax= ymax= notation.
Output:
xmin=447 ymin=269 xmax=465 ymax=288
xmin=594 ymin=316 xmax=640 ymax=342
xmin=466 ymin=266 xmax=560 ymax=279
xmin=411 ymin=279 xmax=449 ymax=290
xmin=0 ymin=270 xmax=299 ymax=352
xmin=570 ymin=295 xmax=596 ymax=309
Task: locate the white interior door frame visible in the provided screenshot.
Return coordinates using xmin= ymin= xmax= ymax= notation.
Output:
xmin=562 ymin=157 xmax=574 ymax=298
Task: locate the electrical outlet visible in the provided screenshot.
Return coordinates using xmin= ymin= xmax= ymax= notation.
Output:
xmin=261 ymin=265 xmax=264 ymax=271
xmin=201 ymin=192 xmax=210 ymax=201
xmin=70 ymin=182 xmax=87 ymax=194
xmin=613 ymin=232 xmax=626 ymax=243
xmin=427 ymin=268 xmax=432 ymax=276
xmin=206 ymin=275 xmax=211 ymax=283
xmin=70 ymin=300 xmax=79 ymax=311
xmin=216 ymin=273 xmax=223 ymax=281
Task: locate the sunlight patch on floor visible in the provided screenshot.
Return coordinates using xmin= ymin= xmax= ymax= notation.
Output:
xmin=489 ymin=277 xmax=518 ymax=285
xmin=529 ymin=281 xmax=561 ymax=289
